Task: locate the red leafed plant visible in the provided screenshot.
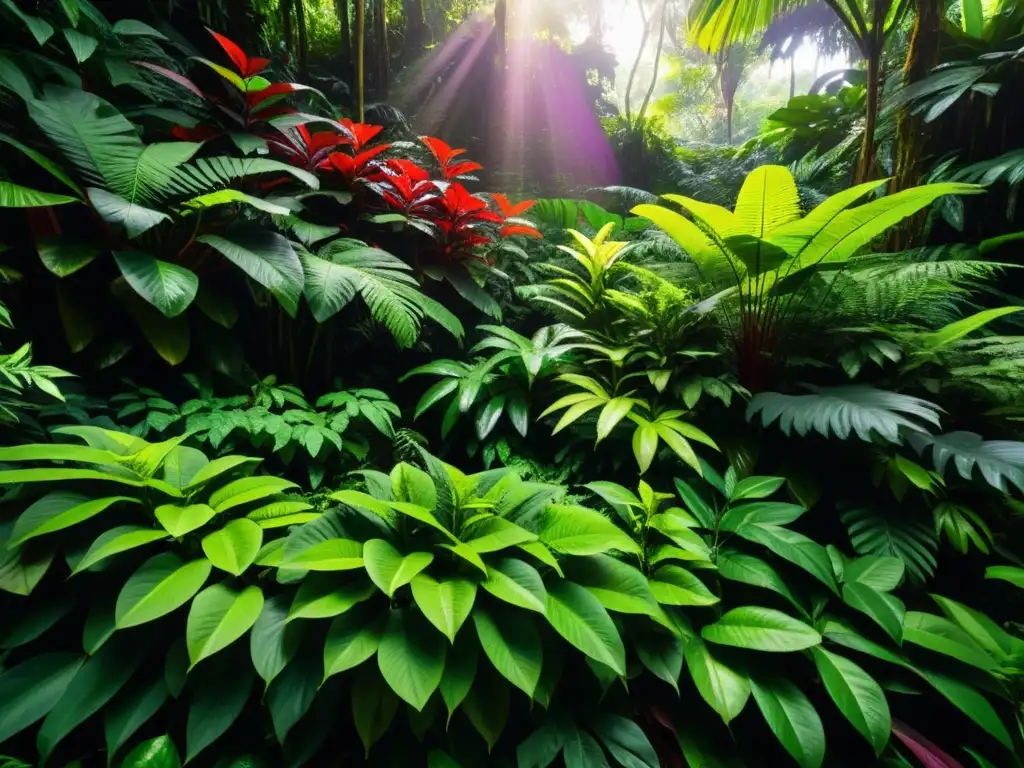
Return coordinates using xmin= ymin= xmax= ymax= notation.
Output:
xmin=422 ymin=136 xmax=484 ymax=180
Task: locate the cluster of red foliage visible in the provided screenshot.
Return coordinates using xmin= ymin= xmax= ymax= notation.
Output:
xmin=146 ymin=29 xmax=541 ymax=265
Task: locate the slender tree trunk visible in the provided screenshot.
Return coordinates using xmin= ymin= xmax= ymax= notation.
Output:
xmin=338 ymin=0 xmax=352 ymax=72
xmin=624 ymin=0 xmax=650 ymax=124
xmin=789 ymin=55 xmax=796 ymax=99
xmin=356 ymin=0 xmax=365 ymax=120
xmin=494 ymin=0 xmax=507 ymax=70
xmin=888 ymin=0 xmax=942 ymax=247
xmin=636 ymin=0 xmax=668 ymax=127
xmin=295 ymin=0 xmax=308 ymax=76
xmin=373 ymin=0 xmax=390 ymax=97
xmin=854 ymin=45 xmax=880 ymax=182
xmin=282 ymin=0 xmax=294 ymax=55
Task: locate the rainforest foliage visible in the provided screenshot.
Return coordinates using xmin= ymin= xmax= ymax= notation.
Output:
xmin=1 ymin=1 xmax=1024 ymax=768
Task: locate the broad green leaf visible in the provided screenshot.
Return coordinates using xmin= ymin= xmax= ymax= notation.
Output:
xmin=287 ymin=574 xmax=375 ymax=621
xmin=0 ymin=181 xmax=79 ymax=207
xmin=10 ymin=492 xmax=136 ymax=546
xmin=649 ymin=565 xmax=719 ymax=606
xmin=362 ymin=539 xmax=433 ymax=597
xmin=730 ymin=475 xmax=785 ymax=501
xmin=845 ymin=556 xmax=904 ymax=592
xmin=377 ymin=608 xmax=447 ymax=710
xmin=208 ymin=475 xmax=299 ymax=512
xmin=121 ymin=735 xmax=180 ymax=768
xmin=932 ymin=594 xmax=1020 ymax=661
xmin=820 ymin=617 xmax=906 ymax=666
xmin=0 ymin=596 xmax=73 ymax=649
xmin=916 ymin=668 xmax=1012 ymax=749
xmin=917 ymin=306 xmax=1023 ymax=350
xmin=282 ymin=538 xmax=364 ymax=571
xmin=114 ymin=252 xmax=198 ymax=318
xmin=702 ymin=607 xmax=821 ymax=652
xmin=635 ymin=628 xmax=683 ymax=693
xmin=185 ymin=654 xmax=253 ymax=762
xmin=462 ymin=669 xmax=510 ymax=752
xmin=538 ymin=505 xmax=640 ymax=556
xmin=564 ymin=554 xmax=664 ymax=618
xmin=481 ymin=557 xmax=548 ymax=613
xmin=649 ymin=514 xmax=712 ymax=560
xmin=199 ymin=227 xmax=303 ymax=316
xmin=185 ymin=455 xmax=260 ymax=489
xmin=88 ymin=187 xmax=169 ymax=238
xmin=102 ymin=675 xmax=168 ymax=760
xmin=323 ymin=609 xmax=385 ymax=681
xmin=473 ymin=607 xmax=542 ymax=697
xmin=155 ymin=503 xmax=216 ymax=538
xmin=390 ymin=462 xmax=437 ymax=506
xmin=250 ymin=594 xmax=302 ymax=689
xmin=563 ymin=728 xmax=610 ymax=768
xmin=0 ymin=652 xmax=83 ymax=744
xmin=0 ymin=133 xmax=82 ymax=196
xmin=516 ymin=721 xmax=565 ymax=768
xmin=72 ymin=526 xmax=169 ymax=574
xmin=352 ymin=666 xmax=399 ymax=758
xmin=685 ymin=638 xmax=750 ymax=724
xmin=36 ymin=237 xmax=97 ymax=277
xmin=717 ymin=550 xmax=805 ymax=615
xmin=62 ymin=27 xmax=97 ymax=61
xmin=985 ymin=565 xmax=1024 ymax=590
xmin=37 ymin=634 xmax=148 ymax=759
xmin=161 ymin=446 xmax=209 ymax=490
xmin=719 ymin=501 xmax=805 ymax=532
xmin=842 ymin=583 xmax=904 ymax=643
xmin=411 ymin=574 xmax=477 ymax=643
xmin=750 ymin=675 xmax=825 ymax=768
xmin=115 ymin=553 xmax=212 ymax=628
xmin=902 ymin=612 xmax=998 ymax=672
xmin=266 ymin=651 xmax=319 ymax=743
xmin=812 ymin=647 xmax=890 ymax=755
xmin=737 ymin=523 xmax=838 ymax=593
xmin=201 ymin=519 xmax=263 ymax=576
xmin=440 ymin=629 xmax=478 ymax=721
xmin=186 ymin=584 xmax=264 ymax=668
xmin=545 ymin=580 xmax=625 ymax=675
xmin=592 ymin=712 xmax=659 ymax=768
xmin=465 ymin=516 xmax=538 ymax=553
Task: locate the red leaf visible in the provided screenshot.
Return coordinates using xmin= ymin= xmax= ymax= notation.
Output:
xmin=245 ymin=57 xmax=271 ymax=77
xmin=246 ymin=82 xmax=296 ymax=108
xmin=891 ymin=721 xmax=965 ymax=768
xmin=206 ymin=29 xmax=249 ymax=74
xmin=307 ymin=131 xmax=349 ymax=155
xmin=445 ymin=160 xmax=484 ymax=179
xmin=340 ymin=119 xmax=384 ymax=151
xmin=133 ymin=61 xmax=206 ymax=100
xmin=422 ymin=136 xmax=456 ymax=165
xmin=500 ymin=224 xmax=542 ymax=239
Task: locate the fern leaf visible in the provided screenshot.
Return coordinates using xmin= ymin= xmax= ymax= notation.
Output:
xmin=747 ymin=386 xmax=943 ymax=443
xmin=841 ymin=505 xmax=938 ymax=583
xmin=908 ymin=431 xmax=1024 ymax=494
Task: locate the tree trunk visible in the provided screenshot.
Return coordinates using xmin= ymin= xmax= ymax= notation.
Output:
xmin=338 ymin=0 xmax=352 ymax=73
xmin=295 ymin=0 xmax=308 ymax=76
xmin=356 ymin=0 xmax=365 ymax=120
xmin=891 ymin=0 xmax=942 ymax=189
xmin=854 ymin=45 xmax=880 ymax=183
xmin=282 ymin=0 xmax=294 ymax=55
xmin=789 ymin=55 xmax=796 ymax=99
xmin=402 ymin=0 xmax=427 ymax=60
xmin=372 ymin=0 xmax=390 ymax=98
xmin=636 ymin=0 xmax=668 ymax=127
xmin=624 ymin=0 xmax=650 ymax=125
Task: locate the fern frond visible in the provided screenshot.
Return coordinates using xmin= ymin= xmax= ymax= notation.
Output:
xmin=841 ymin=505 xmax=938 ymax=583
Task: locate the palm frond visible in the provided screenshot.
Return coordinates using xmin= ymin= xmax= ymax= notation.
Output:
xmin=908 ymin=431 xmax=1024 ymax=494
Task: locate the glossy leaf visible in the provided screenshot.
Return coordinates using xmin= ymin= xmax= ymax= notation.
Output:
xmin=186 ymin=584 xmax=264 ymax=668
xmin=750 ymin=675 xmax=825 ymax=768
xmin=377 ymin=608 xmax=447 ymax=710
xmin=363 ymin=538 xmax=433 ymax=596
xmin=812 ymin=647 xmax=890 ymax=755
xmin=201 ymin=519 xmax=262 ymax=576
xmin=685 ymin=638 xmax=750 ymax=724
xmin=545 ymin=580 xmax=625 ymax=675
xmin=410 ymin=574 xmax=477 ymax=643
xmin=702 ymin=607 xmax=821 ymax=652
xmin=115 ymin=554 xmax=212 ymax=628
xmin=473 ymin=607 xmax=542 ymax=697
